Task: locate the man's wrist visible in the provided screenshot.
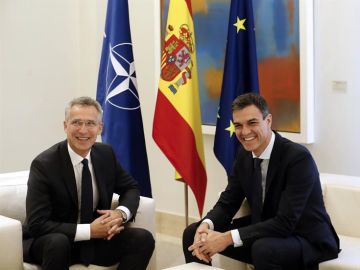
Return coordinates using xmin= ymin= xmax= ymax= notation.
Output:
xmin=116 ymin=209 xmax=127 ymax=223
xmin=201 ymin=219 xmax=214 ymax=230
xmin=230 ymin=229 xmax=243 ymax=247
xmin=200 ymin=222 xmax=209 ymax=229
xmin=224 ymin=231 xmax=234 ymax=246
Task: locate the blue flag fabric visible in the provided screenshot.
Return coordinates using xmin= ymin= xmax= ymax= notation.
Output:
xmin=214 ymin=0 xmax=259 ymax=176
xmin=97 ymin=0 xmax=152 ymax=197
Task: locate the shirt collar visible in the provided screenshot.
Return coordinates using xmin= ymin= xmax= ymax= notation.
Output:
xmin=67 ymin=143 xmax=91 ymax=166
xmin=252 ymin=131 xmax=275 ymax=160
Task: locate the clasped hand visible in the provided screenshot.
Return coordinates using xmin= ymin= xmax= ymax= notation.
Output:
xmin=90 ymin=209 xmax=125 ymax=240
xmin=188 ymin=223 xmax=233 ymax=263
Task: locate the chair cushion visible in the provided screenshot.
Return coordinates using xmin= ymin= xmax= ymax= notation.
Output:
xmin=0 ymin=171 xmax=28 ymax=223
xmin=321 ymin=174 xmax=360 ymax=237
xmin=0 ymin=215 xmax=23 ymax=270
xmin=320 ymin=235 xmax=360 ymax=270
xmin=24 ymin=263 xmax=118 ymax=270
xmin=1 ymin=171 xmax=155 ymax=270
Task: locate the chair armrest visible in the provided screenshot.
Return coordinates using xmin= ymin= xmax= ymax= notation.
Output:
xmin=111 ymin=195 xmax=157 ymax=270
xmin=129 ymin=196 xmax=156 ymax=236
xmin=130 ymin=196 xmax=156 ymax=270
xmin=0 ymin=215 xmax=23 ymax=270
xmin=111 ymin=195 xmax=156 ymax=236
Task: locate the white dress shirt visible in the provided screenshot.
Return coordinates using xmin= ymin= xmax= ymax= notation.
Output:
xmin=67 ymin=144 xmax=131 ymax=241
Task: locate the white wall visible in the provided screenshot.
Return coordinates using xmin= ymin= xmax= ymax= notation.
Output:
xmin=1 ymin=0 xmax=85 ymax=171
xmin=307 ymin=0 xmax=360 ymax=176
xmin=0 ymin=0 xmax=106 ymax=171
xmin=1 ymin=0 xmax=359 ymax=219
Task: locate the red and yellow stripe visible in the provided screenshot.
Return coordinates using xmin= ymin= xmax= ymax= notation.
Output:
xmin=153 ymin=0 xmax=207 ymax=216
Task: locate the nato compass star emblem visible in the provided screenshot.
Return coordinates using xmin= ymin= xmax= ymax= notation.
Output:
xmin=105 ymin=42 xmax=140 ymax=110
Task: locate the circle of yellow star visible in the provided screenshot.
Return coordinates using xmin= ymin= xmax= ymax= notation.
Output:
xmin=225 ymin=120 xmax=235 ymax=138
xmin=233 ymin=17 xmax=246 ymax=33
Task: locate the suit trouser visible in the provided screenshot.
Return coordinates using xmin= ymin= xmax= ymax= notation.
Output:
xmin=26 ymin=227 xmax=155 ymax=270
xmin=183 ymin=222 xmax=319 ymax=270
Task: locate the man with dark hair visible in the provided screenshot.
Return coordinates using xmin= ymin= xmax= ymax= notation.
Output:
xmin=183 ymin=93 xmax=339 ymax=269
xmin=23 ymin=96 xmax=154 ymax=270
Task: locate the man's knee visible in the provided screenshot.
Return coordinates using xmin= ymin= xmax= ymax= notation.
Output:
xmin=182 ymin=222 xmax=199 ymax=257
xmin=142 ymin=229 xmax=155 ymax=251
xmin=251 ymin=238 xmax=274 ymax=261
xmin=183 ymin=222 xmax=198 ymax=244
xmin=44 ymin=233 xmax=71 ymax=255
xmin=29 ymin=233 xmax=71 ymax=268
xmin=132 ymin=228 xmax=155 ymax=253
xmin=251 ymin=238 xmax=278 ymax=270
xmin=251 ymin=237 xmax=302 ymax=269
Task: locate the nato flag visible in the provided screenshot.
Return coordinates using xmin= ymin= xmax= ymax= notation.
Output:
xmin=97 ymin=0 xmax=152 ymax=197
xmin=214 ymin=0 xmax=259 ymax=176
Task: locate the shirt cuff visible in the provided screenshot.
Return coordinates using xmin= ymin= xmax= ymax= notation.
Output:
xmin=117 ymin=206 xmax=131 ymax=223
xmin=202 ymin=219 xmax=214 ymax=230
xmin=231 ymin=229 xmax=243 ymax=247
xmin=75 ymin=224 xmax=91 ymax=241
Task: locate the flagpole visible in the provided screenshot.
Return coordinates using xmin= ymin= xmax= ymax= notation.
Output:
xmin=153 ymin=0 xmax=207 ymax=222
xmin=184 ymin=183 xmax=189 ymax=226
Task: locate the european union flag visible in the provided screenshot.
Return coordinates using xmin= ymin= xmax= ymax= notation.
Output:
xmin=214 ymin=0 xmax=259 ymax=175
xmin=97 ymin=0 xmax=152 ymax=197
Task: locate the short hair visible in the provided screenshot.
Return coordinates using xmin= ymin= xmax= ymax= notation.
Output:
xmin=232 ymin=93 xmax=269 ymax=119
xmin=65 ymin=96 xmax=103 ymax=122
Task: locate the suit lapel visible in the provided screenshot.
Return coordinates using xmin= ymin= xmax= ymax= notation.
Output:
xmin=91 ymin=145 xmax=109 ymax=209
xmin=59 ymin=141 xmax=78 ymax=206
xmin=237 ymin=150 xmax=254 ymax=197
xmin=265 ymin=132 xmax=282 ymax=194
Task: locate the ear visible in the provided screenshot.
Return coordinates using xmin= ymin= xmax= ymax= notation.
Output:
xmin=63 ymin=121 xmax=68 ymax=132
xmin=266 ymin=114 xmax=272 ymax=127
xmin=97 ymin=122 xmax=104 ymax=135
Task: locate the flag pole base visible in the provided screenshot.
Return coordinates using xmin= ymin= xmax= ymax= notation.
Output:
xmin=184 ymin=183 xmax=189 ymax=227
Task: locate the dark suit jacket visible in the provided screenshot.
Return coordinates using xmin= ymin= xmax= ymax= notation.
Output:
xmin=205 ymin=132 xmax=339 ymax=267
xmin=23 ymin=140 xmax=140 ymax=260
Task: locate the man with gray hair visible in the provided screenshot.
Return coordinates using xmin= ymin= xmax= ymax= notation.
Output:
xmin=23 ymin=96 xmax=154 ymax=270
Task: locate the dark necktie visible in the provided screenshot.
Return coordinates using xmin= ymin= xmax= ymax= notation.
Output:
xmin=80 ymin=158 xmax=93 ymax=223
xmin=251 ymin=158 xmax=263 ymax=224
xmin=80 ymin=158 xmax=94 ymax=265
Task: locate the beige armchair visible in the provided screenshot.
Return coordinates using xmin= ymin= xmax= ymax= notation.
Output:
xmin=215 ymin=173 xmax=360 ymax=270
xmin=0 ymin=171 xmax=156 ymax=270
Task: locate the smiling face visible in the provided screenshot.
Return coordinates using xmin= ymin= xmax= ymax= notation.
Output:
xmin=63 ymin=105 xmax=103 ymax=157
xmin=233 ymin=104 xmax=272 ymax=157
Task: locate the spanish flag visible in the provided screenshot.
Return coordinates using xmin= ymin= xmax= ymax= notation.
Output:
xmin=153 ymin=0 xmax=207 ymax=216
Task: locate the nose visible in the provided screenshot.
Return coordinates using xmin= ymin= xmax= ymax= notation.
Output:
xmin=241 ymin=125 xmax=251 ymax=135
xmin=78 ymin=124 xmax=88 ymax=133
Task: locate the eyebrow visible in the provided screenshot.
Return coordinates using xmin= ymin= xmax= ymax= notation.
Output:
xmin=234 ymin=117 xmax=259 ymax=125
